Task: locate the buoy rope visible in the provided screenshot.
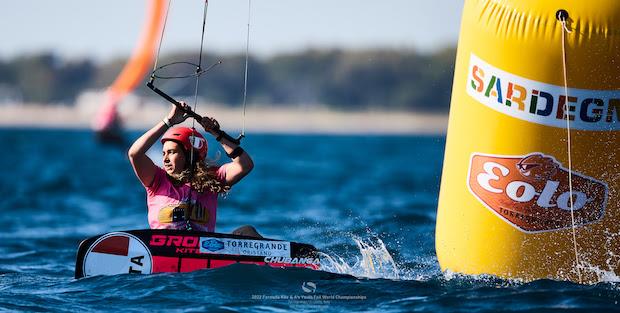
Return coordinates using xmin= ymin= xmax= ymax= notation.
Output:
xmin=559 ymin=14 xmax=582 ymax=283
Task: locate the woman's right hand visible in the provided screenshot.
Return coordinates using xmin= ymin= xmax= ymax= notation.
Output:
xmin=166 ymin=101 xmax=190 ymax=125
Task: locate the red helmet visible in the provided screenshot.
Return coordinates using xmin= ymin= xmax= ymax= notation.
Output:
xmin=161 ymin=127 xmax=208 ymax=160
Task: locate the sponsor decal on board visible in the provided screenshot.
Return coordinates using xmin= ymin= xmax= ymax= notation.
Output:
xmin=201 ymin=238 xmax=225 ymax=252
xmin=264 ymin=256 xmax=320 ymax=265
xmin=199 ymin=237 xmax=291 ymax=257
xmin=149 ymin=235 xmax=292 ymax=257
xmin=83 ymin=232 xmax=152 ymax=276
xmin=149 ymin=234 xmax=202 ymax=254
xmin=467 ymin=153 xmax=608 ymax=232
xmin=466 ymin=53 xmax=620 ymax=131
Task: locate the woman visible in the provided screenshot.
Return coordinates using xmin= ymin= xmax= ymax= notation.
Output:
xmin=128 ymin=102 xmax=261 ymax=237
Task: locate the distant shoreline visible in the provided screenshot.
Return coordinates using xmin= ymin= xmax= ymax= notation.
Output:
xmin=0 ymin=101 xmax=448 ymax=135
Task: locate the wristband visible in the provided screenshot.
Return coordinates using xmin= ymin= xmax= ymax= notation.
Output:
xmin=162 ymin=118 xmax=172 ymax=128
xmin=213 ymin=129 xmax=242 ymax=145
xmin=226 ymin=147 xmax=244 ymax=159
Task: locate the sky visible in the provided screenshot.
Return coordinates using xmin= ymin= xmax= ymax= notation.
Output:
xmin=1 ymin=0 xmax=464 ymax=62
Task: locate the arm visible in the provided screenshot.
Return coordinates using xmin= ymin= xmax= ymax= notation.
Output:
xmin=199 ymin=116 xmax=254 ymax=186
xmin=127 ymin=102 xmax=189 ymax=187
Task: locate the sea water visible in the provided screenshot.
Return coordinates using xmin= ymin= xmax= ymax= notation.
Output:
xmin=0 ymin=128 xmax=618 ymax=312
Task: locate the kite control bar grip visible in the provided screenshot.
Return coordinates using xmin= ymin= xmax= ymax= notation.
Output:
xmin=213 ymin=129 xmax=244 ymax=145
xmin=147 ymin=81 xmax=202 ymax=121
xmin=147 ymin=80 xmax=244 ymax=145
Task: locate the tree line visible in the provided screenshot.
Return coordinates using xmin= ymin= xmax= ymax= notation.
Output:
xmin=0 ymin=48 xmax=456 ymax=112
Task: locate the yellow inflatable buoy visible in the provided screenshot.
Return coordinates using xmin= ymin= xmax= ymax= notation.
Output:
xmin=435 ymin=0 xmax=620 ymax=283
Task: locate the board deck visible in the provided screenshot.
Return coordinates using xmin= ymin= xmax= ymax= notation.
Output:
xmin=75 ymin=229 xmax=320 ymax=278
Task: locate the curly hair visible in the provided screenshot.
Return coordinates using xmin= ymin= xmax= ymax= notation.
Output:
xmin=168 ymin=149 xmax=230 ymax=195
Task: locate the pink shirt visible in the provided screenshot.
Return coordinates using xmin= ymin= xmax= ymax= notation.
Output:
xmin=145 ymin=165 xmax=227 ymax=232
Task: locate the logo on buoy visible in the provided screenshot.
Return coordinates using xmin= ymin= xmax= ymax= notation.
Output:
xmin=467 ymin=53 xmax=620 ymax=131
xmin=468 ymin=153 xmax=608 ymax=232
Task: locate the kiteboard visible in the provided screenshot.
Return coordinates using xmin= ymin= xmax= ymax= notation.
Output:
xmin=75 ymin=229 xmax=320 ymax=278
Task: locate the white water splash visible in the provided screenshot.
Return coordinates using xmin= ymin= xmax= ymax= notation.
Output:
xmin=319 ymin=236 xmax=400 ymax=280
xmin=443 ymin=264 xmax=620 ymax=286
xmin=579 ymin=263 xmax=620 ymax=284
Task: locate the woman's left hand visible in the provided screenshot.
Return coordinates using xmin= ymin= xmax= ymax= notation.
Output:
xmin=200 ymin=116 xmax=221 ymax=135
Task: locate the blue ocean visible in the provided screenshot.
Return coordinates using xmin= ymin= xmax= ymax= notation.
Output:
xmin=1 ymin=128 xmax=619 ymax=312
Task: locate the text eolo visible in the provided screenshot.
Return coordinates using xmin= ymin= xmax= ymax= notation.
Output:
xmin=468 ymin=153 xmax=607 ymax=232
xmin=477 ymin=161 xmax=586 ymax=211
